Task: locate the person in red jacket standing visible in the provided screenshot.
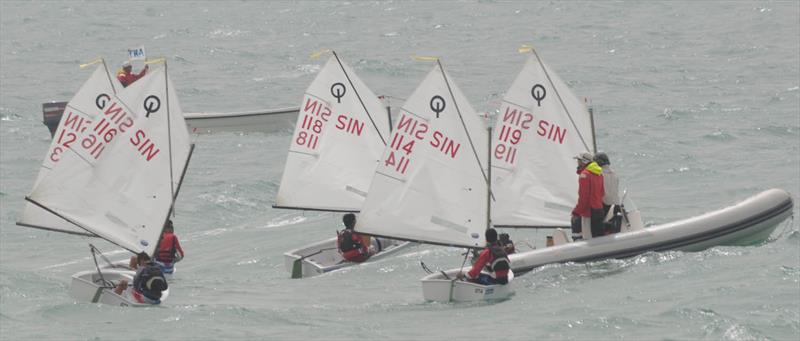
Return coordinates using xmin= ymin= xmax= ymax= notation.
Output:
xmin=571 ymin=152 xmax=605 ymax=240
xmin=154 ymin=219 xmax=184 ymax=274
xmin=337 ymin=213 xmax=372 ymax=263
xmin=458 ymin=228 xmax=510 ymax=285
xmin=117 ymin=60 xmax=148 ymax=87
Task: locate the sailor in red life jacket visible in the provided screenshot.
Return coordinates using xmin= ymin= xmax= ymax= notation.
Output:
xmin=117 ymin=60 xmax=148 ymax=87
xmin=457 ymin=228 xmax=511 ymax=285
xmin=337 ymin=213 xmax=373 ymax=263
xmin=571 ymin=152 xmax=605 ymax=240
xmin=154 ymin=219 xmax=184 ymax=274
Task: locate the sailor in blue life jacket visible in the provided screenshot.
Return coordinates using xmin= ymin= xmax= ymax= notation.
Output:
xmin=336 ymin=213 xmax=373 ymax=263
xmin=114 ymin=252 xmax=168 ymax=304
xmin=457 ymin=228 xmax=511 ymax=285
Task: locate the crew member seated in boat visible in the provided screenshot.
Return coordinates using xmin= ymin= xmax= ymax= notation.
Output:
xmin=154 ymin=219 xmax=184 ymax=274
xmin=458 ymin=228 xmax=510 ymax=285
xmin=337 ymin=213 xmax=372 ymax=263
xmin=499 ymin=232 xmax=515 ymax=254
xmin=571 ymin=152 xmax=604 ymax=240
xmin=595 ymin=152 xmax=622 ymax=234
xmin=114 ymin=252 xmax=168 ymax=304
xmin=117 ymin=60 xmax=148 ymax=87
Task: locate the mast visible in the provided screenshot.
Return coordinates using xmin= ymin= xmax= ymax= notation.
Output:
xmin=486 ymin=126 xmax=492 ymax=230
xmin=587 ymin=97 xmax=597 ymax=153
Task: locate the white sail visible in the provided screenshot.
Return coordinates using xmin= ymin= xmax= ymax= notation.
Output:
xmin=491 ymin=51 xmax=595 ymax=227
xmin=18 ymin=64 xmax=122 ymax=236
xmin=28 ymin=66 xmax=192 ymax=255
xmin=356 ymin=62 xmax=488 ymax=248
xmin=275 ymin=53 xmax=390 ymax=212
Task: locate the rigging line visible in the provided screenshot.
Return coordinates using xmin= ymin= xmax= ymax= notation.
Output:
xmin=332 ymin=51 xmax=387 ymax=146
xmin=530 ymin=49 xmax=592 ymax=152
xmin=89 ymin=245 xmax=112 ymax=293
xmin=24 ymin=196 xmax=138 ymax=255
xmin=100 ymin=59 xmax=118 ymax=95
xmin=435 ymin=59 xmax=490 ymax=185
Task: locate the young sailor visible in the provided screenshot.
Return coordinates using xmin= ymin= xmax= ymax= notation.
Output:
xmin=115 ymin=253 xmax=168 ymax=304
xmin=337 ymin=213 xmax=372 ymax=263
xmin=459 ymin=228 xmax=510 ymax=285
xmin=117 ymin=60 xmax=148 ymax=87
xmin=154 ymin=220 xmax=184 ymax=273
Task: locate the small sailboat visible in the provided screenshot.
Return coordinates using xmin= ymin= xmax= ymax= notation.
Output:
xmin=275 ymin=51 xmax=410 ymax=278
xmin=356 ymin=58 xmax=514 ymax=302
xmin=434 ymin=46 xmax=794 ymax=279
xmin=19 ymin=60 xmax=194 ymax=306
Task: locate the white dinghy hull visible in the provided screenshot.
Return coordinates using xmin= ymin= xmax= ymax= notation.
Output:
xmin=184 ymin=107 xmax=299 ymax=134
xmin=510 ymin=188 xmax=794 ymax=273
xmin=284 ymin=237 xmax=412 ymax=278
xmin=421 ymin=269 xmax=514 ymax=302
xmin=69 ymin=269 xmax=170 ymax=307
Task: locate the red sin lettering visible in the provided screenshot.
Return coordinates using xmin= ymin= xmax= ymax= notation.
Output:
xmin=503 ymin=107 xmax=534 ymax=129
xmin=104 ymin=102 xmax=124 ymax=120
xmin=303 ymin=98 xmax=319 ymax=114
xmin=63 ymin=111 xmax=80 ymax=130
xmin=430 ymin=131 xmax=460 ymax=158
xmin=130 ymin=129 xmax=160 ymax=161
xmin=119 ymin=117 xmax=133 ymax=133
xmin=336 ymin=115 xmax=364 ymax=136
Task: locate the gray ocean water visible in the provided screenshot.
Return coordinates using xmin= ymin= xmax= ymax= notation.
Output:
xmin=1 ymin=1 xmax=799 ymax=340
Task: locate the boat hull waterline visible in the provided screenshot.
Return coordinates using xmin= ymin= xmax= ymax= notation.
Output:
xmin=70 ymin=269 xmax=170 ymax=307
xmin=284 ymin=237 xmax=412 ymax=278
xmin=420 ymin=269 xmax=515 ymax=302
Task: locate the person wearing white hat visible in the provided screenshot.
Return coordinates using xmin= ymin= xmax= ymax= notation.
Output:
xmin=117 ymin=60 xmax=148 ymax=87
xmin=571 ymin=152 xmax=604 ymax=240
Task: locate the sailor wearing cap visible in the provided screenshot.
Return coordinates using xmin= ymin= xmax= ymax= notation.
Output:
xmin=117 ymin=60 xmax=148 ymax=87
xmin=571 ymin=152 xmax=604 ymax=241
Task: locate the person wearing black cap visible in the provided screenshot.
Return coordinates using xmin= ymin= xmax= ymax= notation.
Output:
xmin=337 ymin=213 xmax=373 ymax=262
xmin=595 ymin=152 xmax=621 ymax=234
xmin=114 ymin=252 xmax=168 ymax=304
xmin=571 ymin=152 xmax=605 ymax=240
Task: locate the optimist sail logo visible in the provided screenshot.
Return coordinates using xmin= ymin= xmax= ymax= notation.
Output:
xmin=430 ymin=95 xmax=446 ymax=118
xmin=531 ymin=84 xmax=546 ymax=107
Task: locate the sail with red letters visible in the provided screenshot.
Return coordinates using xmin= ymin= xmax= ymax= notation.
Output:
xmin=274 ymin=51 xmax=390 ymax=212
xmin=490 ymin=48 xmax=595 ymax=228
xmin=356 ymin=60 xmax=489 ymax=248
xmin=26 ymin=64 xmax=193 ymax=256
